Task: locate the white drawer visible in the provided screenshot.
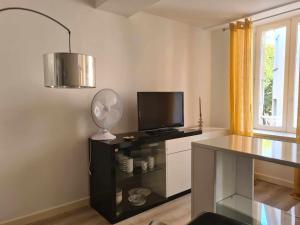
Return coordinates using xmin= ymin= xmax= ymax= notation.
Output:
xmin=166 ymin=150 xmax=191 ymax=197
xmin=166 ymin=130 xmax=229 ymax=155
xmin=166 ymin=135 xmax=201 ymax=154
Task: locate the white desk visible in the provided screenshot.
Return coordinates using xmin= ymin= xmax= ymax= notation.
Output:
xmin=192 ymin=135 xmax=300 ymax=225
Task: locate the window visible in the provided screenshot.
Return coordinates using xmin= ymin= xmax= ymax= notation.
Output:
xmin=254 ymin=17 xmax=300 ymax=133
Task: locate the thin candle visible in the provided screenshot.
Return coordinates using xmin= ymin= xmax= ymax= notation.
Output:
xmin=199 ymin=97 xmax=203 ymax=129
xmin=199 ymin=97 xmax=202 ymax=117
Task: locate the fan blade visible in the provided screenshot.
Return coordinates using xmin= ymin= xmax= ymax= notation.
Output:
xmin=102 ymin=109 xmax=122 ymax=129
xmin=93 ymin=101 xmax=107 ymax=120
xmin=101 ymin=94 xmax=118 ymax=107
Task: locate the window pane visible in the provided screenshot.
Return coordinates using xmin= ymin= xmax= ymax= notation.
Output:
xmin=258 ymin=27 xmax=287 ymax=127
xmin=293 ymin=24 xmax=300 ymax=128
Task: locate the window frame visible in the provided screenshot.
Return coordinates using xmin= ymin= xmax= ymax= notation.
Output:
xmin=253 ymin=19 xmax=292 ymax=132
xmin=286 ymin=16 xmax=300 ymax=133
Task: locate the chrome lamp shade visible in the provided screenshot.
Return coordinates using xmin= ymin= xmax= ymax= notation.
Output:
xmin=43 ymin=53 xmax=96 ymax=88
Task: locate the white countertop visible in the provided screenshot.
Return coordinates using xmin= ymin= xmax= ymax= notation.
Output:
xmin=192 ymin=135 xmax=300 ymax=168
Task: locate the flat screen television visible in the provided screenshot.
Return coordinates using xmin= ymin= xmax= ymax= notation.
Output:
xmin=137 ymin=92 xmax=184 ymax=131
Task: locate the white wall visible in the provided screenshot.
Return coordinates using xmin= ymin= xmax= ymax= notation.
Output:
xmin=0 ymin=0 xmax=211 ymax=222
xmin=255 ymin=160 xmax=294 ymax=188
xmin=210 ymin=27 xmax=294 ymax=187
xmin=210 ymin=29 xmax=230 ymax=128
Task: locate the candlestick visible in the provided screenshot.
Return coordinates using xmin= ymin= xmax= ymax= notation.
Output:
xmin=198 ymin=97 xmax=203 ymax=129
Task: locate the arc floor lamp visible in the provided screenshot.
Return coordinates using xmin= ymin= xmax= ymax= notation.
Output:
xmin=0 ymin=7 xmax=96 ymax=88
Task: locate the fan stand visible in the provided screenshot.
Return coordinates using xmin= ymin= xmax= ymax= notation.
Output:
xmin=91 ymin=128 xmax=116 ymax=140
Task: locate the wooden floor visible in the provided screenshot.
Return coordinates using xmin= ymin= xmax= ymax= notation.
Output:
xmin=28 ymin=180 xmax=300 ymax=225
xmin=254 ymin=180 xmax=299 ymax=211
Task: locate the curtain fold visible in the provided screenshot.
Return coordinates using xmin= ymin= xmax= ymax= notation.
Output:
xmin=229 ymin=19 xmax=254 ymax=136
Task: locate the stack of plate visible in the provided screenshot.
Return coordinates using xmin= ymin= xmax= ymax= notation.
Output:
xmin=120 ymin=156 xmax=129 ymax=172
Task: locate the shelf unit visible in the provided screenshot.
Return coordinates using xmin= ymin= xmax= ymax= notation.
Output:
xmin=89 ymin=128 xmax=202 ymax=223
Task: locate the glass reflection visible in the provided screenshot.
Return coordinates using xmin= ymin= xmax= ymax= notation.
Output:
xmin=217 ymin=195 xmax=299 ymax=225
xmin=259 ymin=139 xmax=282 ymax=158
xmin=202 ymin=135 xmax=300 ymax=164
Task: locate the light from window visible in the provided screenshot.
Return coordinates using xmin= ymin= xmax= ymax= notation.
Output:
xmin=254 ymin=18 xmax=300 ymax=133
xmin=258 ymin=27 xmax=286 ymax=128
xmin=293 ymin=24 xmax=300 ymax=128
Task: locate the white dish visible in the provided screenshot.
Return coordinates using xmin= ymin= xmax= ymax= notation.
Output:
xmin=128 ymin=194 xmax=146 ymax=206
xmin=128 ymin=188 xmax=151 ymax=197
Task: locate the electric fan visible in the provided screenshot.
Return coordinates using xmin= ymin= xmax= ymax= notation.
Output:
xmin=91 ymin=89 xmax=123 ymax=140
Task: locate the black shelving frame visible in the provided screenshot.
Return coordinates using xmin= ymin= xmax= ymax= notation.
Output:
xmin=89 ymin=128 xmax=201 ymax=223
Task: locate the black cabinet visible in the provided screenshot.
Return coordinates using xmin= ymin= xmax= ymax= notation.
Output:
xmin=89 ymin=128 xmax=201 ymax=223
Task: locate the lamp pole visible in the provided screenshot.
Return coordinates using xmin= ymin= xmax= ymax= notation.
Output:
xmin=0 ymin=7 xmax=71 ymax=52
xmin=0 ymin=7 xmax=96 ymax=88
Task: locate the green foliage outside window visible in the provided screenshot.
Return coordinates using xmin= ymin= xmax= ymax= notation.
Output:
xmin=263 ymin=45 xmax=275 ymax=116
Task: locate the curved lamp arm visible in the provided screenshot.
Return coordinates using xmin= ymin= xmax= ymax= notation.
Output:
xmin=0 ymin=7 xmax=72 ymax=52
xmin=0 ymin=7 xmax=95 ymax=88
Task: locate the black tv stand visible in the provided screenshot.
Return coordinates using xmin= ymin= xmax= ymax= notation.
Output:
xmin=144 ymin=128 xmax=180 ymax=136
xmin=89 ymin=127 xmax=203 ymax=223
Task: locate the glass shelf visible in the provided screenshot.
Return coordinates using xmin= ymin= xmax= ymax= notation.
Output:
xmin=115 ymin=190 xmax=165 ymax=219
xmin=114 ymin=141 xmax=166 ymax=220
xmin=116 ymin=190 xmax=166 ymax=217
xmin=116 ymin=165 xmax=163 ymax=181
xmin=216 ymin=194 xmax=300 ymax=225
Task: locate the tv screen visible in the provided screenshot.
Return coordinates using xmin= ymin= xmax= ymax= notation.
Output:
xmin=137 ymin=92 xmax=184 ymax=131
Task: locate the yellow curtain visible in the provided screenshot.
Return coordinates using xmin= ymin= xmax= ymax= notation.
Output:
xmin=229 ymin=19 xmax=253 ymax=136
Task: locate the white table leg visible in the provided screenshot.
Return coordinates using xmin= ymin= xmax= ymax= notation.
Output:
xmin=191 ymin=145 xmax=216 ymax=219
xmin=192 ymin=145 xmax=254 ymax=220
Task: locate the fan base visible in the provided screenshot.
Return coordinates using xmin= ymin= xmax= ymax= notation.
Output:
xmin=91 ymin=130 xmax=116 ymax=140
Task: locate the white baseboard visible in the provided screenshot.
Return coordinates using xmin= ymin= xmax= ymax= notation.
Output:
xmin=2 ymin=173 xmax=292 ymax=225
xmin=0 ymin=197 xmax=90 ymax=225
xmin=255 ymin=172 xmax=293 ymax=188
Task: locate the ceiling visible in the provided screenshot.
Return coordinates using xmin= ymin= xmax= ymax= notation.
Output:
xmin=94 ymin=0 xmax=160 ymax=17
xmin=94 ymin=0 xmax=300 ymax=28
xmin=145 ymin=0 xmax=299 ymax=28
